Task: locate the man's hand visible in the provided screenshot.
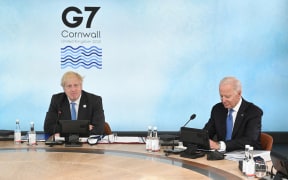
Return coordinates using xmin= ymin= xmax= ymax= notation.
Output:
xmin=209 ymin=139 xmax=220 ymax=150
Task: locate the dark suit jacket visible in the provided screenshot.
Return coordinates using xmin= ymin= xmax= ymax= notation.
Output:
xmin=204 ymin=98 xmax=263 ymax=152
xmin=44 ymin=90 xmax=105 ymax=135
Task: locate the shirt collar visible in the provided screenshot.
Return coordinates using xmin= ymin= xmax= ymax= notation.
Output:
xmin=68 ymin=94 xmax=81 ymax=105
xmin=232 ymin=97 xmax=242 ymax=113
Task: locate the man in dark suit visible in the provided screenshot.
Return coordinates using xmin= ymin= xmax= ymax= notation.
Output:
xmin=44 ymin=71 xmax=105 ymax=137
xmin=204 ymin=77 xmax=263 ymax=152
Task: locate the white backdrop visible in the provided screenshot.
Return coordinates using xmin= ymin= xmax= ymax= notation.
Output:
xmin=0 ymin=0 xmax=287 ymax=132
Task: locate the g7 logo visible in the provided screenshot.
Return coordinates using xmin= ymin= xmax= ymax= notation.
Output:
xmin=62 ymin=6 xmax=100 ymax=28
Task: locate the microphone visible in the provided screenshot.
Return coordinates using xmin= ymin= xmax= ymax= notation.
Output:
xmin=55 ymin=109 xmax=62 ymax=126
xmin=164 ymin=113 xmax=196 ymax=156
xmin=54 ymin=109 xmax=62 ymax=137
xmin=182 ymin=114 xmax=196 ymax=127
xmin=48 ymin=109 xmax=62 ymax=146
xmin=57 ymin=109 xmax=62 ymax=118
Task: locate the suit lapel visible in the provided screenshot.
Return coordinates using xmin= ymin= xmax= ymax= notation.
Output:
xmin=232 ymin=99 xmax=248 ymax=137
xmin=78 ymin=91 xmax=88 ymax=120
xmin=216 ymin=107 xmax=228 ymax=140
xmin=59 ymin=95 xmax=71 ymax=120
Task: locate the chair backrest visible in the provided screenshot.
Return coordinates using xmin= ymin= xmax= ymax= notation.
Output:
xmin=260 ymin=132 xmax=273 ymax=151
xmin=104 ymin=122 xmax=112 ymax=135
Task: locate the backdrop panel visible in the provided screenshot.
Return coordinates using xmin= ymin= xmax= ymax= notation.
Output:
xmin=0 ymin=0 xmax=287 ymax=132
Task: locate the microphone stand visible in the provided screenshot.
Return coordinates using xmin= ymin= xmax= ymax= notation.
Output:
xmin=164 ymin=114 xmax=196 ymax=156
xmin=183 ymin=114 xmax=196 ymax=127
xmin=179 ymin=143 xmax=205 ymax=159
xmin=47 ymin=110 xmax=61 ymax=147
xmin=179 ymin=113 xmax=207 ymax=159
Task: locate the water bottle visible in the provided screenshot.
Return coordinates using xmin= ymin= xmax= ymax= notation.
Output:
xmin=246 ymin=146 xmax=255 ymax=177
xmin=28 ymin=122 xmax=37 ymax=146
xmin=151 ymin=126 xmax=160 ymax=152
xmin=14 ymin=119 xmax=21 ymax=144
xmin=242 ymin=144 xmax=250 ymax=174
xmin=145 ymin=126 xmax=152 ymax=151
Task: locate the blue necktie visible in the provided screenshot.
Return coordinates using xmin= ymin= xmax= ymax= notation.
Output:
xmin=71 ymin=102 xmax=77 ymax=120
xmin=226 ymin=109 xmax=234 ymax=140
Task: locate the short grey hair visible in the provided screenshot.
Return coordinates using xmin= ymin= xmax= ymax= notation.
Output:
xmin=219 ymin=76 xmax=242 ymax=93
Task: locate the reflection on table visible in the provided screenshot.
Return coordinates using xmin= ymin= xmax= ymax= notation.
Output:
xmin=0 ymin=140 xmax=270 ymax=180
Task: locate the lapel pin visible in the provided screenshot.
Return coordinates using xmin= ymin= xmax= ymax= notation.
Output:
xmin=83 ymin=104 xmax=87 ymax=108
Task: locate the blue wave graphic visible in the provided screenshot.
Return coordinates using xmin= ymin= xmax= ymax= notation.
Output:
xmin=61 ymin=46 xmax=102 ymax=69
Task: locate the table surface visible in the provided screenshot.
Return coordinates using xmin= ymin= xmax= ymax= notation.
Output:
xmin=0 ymin=141 xmax=270 ymax=180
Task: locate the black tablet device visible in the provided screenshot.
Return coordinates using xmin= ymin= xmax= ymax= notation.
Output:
xmin=271 ymin=150 xmax=288 ymax=179
xmin=179 ymin=127 xmax=211 ymax=159
xmin=180 ymin=127 xmax=210 ymax=150
xmin=59 ymin=120 xmax=90 ymax=147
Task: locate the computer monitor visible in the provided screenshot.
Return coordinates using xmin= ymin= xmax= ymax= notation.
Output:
xmin=59 ymin=120 xmax=90 ymax=147
xmin=270 ymin=150 xmax=288 ymax=179
xmin=179 ymin=127 xmax=210 ymax=159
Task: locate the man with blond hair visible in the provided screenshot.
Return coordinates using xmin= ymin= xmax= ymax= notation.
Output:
xmin=44 ymin=71 xmax=105 ymax=137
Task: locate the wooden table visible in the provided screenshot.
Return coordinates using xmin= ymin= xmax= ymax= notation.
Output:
xmin=0 ymin=141 xmax=264 ymax=180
